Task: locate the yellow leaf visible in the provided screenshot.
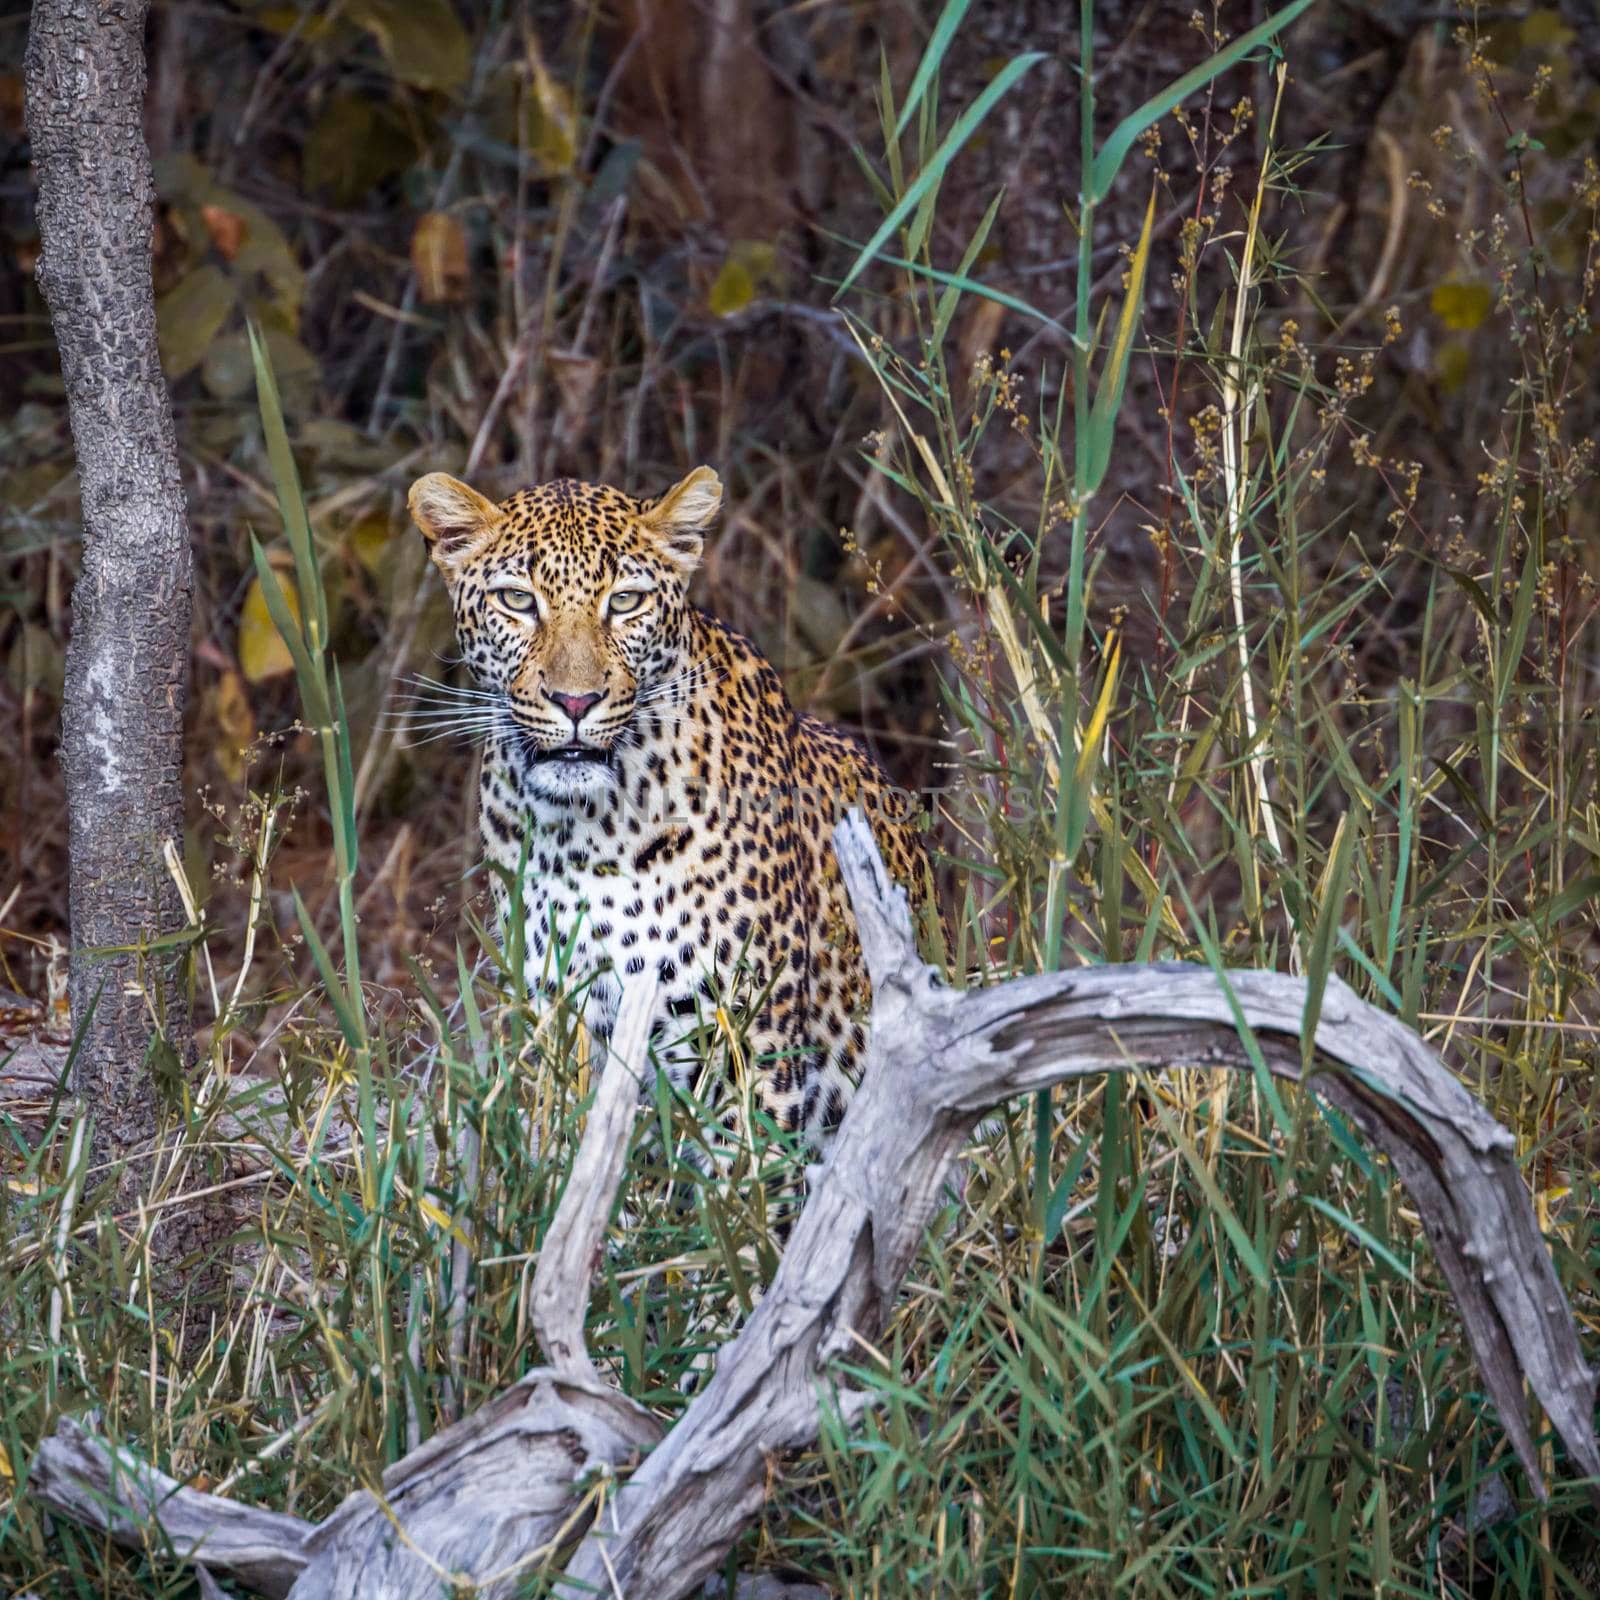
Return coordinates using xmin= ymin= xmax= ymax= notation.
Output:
xmin=1075 ymin=633 xmax=1121 ymax=787
xmin=1430 ymin=281 xmax=1492 ymax=332
xmin=156 ymin=265 xmax=237 ymax=380
xmin=411 ymin=212 xmax=468 ymax=304
xmin=214 ymin=668 xmax=254 ymax=783
xmin=523 ymin=43 xmax=577 ymax=176
xmin=1434 ymin=339 xmax=1471 ymax=393
xmin=415 ymin=1194 xmax=473 ymax=1248
xmin=708 ymin=240 xmax=779 ymax=318
xmin=708 ymin=258 xmax=755 ymax=318
xmin=305 ymin=94 xmax=414 ymax=204
xmin=239 ymin=569 xmax=302 ymax=684
xmin=1521 ymin=9 xmax=1575 ymax=49
xmin=347 ymin=515 xmax=393 ymax=575
xmin=0 ymin=1439 xmax=11 ymax=1479
xmin=250 ymin=7 xmax=343 ymax=43
xmin=6 ymin=620 xmax=64 ymax=699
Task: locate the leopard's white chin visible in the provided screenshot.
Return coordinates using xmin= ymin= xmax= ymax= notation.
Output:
xmin=525 ymin=757 xmax=620 ymax=803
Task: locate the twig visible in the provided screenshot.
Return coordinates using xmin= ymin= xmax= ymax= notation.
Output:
xmin=1216 ymin=62 xmax=1295 ymax=965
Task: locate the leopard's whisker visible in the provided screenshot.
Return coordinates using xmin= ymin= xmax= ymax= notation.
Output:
xmin=401 ymin=675 xmax=504 ymax=703
xmin=384 ymin=710 xmax=504 ymax=731
xmin=391 ymin=701 xmax=505 ymax=720
xmin=392 ymin=722 xmax=496 ymax=744
xmin=634 ymin=664 xmax=725 ymax=708
xmin=385 ymin=704 xmax=499 ymax=723
xmin=386 ymin=717 xmax=503 ymax=733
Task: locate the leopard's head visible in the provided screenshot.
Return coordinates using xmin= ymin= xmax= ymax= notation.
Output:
xmin=408 ymin=467 xmax=721 ymax=801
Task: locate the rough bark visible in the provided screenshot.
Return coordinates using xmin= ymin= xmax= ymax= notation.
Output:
xmin=26 ymin=815 xmax=1600 ymax=1597
xmin=23 ymin=0 xmax=195 ymax=1175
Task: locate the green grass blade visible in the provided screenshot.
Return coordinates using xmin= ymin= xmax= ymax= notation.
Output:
xmin=836 ymin=51 xmax=1047 ymax=300
xmin=291 ymin=885 xmax=365 ymax=1053
xmin=247 ymin=534 xmax=324 ymax=719
xmin=1299 ymin=1194 xmax=1415 ymax=1285
xmin=892 ymin=0 xmax=973 ymax=144
xmin=1302 ymin=800 xmax=1363 ymax=1069
xmin=1089 ymin=0 xmax=1315 ymax=203
xmin=248 ymin=320 xmax=326 ymax=648
xmin=1081 ymin=184 xmax=1156 ymax=496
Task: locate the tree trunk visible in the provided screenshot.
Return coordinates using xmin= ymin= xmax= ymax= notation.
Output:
xmin=24 ymin=0 xmax=194 ymax=1181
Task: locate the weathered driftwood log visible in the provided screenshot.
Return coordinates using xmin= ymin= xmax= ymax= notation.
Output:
xmin=26 ymin=814 xmax=1600 ymax=1599
xmin=556 ymin=814 xmax=1600 ymax=1595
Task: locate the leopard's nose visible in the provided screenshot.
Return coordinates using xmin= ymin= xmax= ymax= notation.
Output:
xmin=544 ymin=687 xmax=604 ymax=728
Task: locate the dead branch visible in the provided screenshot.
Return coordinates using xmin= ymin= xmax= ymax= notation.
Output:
xmin=25 ymin=815 xmax=1599 ymax=1599
xmin=26 ymin=1416 xmax=311 ymax=1598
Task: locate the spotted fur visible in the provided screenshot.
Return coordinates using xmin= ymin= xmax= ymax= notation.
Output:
xmin=408 ymin=466 xmax=937 ymax=1137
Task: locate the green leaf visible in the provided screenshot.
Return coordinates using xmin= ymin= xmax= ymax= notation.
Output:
xmin=933 ymin=188 xmax=1004 ymax=340
xmin=836 ymin=51 xmax=1047 ymax=300
xmin=1146 ymin=1088 xmax=1271 ymax=1292
xmin=1439 ymin=563 xmax=1496 ymax=627
xmin=835 ymin=227 xmax=1078 ymax=344
xmin=291 ymin=885 xmax=365 ymax=1053
xmin=1337 ymin=926 xmax=1404 ymax=1013
xmin=1492 ymin=872 xmax=1600 ymax=955
xmin=304 ymin=93 xmax=374 ymax=198
xmin=1089 ymin=0 xmax=1315 ymax=203
xmin=348 ymin=0 xmax=471 ymax=93
xmin=1300 ymin=1194 xmax=1416 ymax=1285
xmin=238 ymin=566 xmax=301 ymax=683
xmin=247 ymin=536 xmax=319 ymax=703
xmin=249 ymin=323 xmax=326 ymax=648
xmin=1497 ymin=536 xmax=1539 ymax=705
xmin=1302 ymin=800 xmax=1364 ymax=1069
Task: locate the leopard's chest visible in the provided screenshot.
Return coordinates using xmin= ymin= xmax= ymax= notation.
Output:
xmin=524 ymin=843 xmax=698 ymax=1027
xmin=478 ymin=697 xmax=820 ymax=1071
xmin=488 ymin=788 xmax=757 ymax=1073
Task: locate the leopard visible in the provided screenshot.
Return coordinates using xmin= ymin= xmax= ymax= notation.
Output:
xmin=408 ymin=464 xmax=939 ymax=1140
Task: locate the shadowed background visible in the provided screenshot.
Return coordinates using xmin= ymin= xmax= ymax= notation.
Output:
xmin=3 ymin=1 xmax=1595 ymax=995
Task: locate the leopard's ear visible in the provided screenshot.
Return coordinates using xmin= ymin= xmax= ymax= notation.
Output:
xmin=640 ymin=465 xmax=720 ymax=572
xmin=408 ymin=473 xmax=499 ymax=575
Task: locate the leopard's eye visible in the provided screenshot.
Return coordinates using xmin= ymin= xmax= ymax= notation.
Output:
xmin=607 ymin=589 xmax=648 ymax=618
xmin=494 ymin=586 xmax=537 ymax=615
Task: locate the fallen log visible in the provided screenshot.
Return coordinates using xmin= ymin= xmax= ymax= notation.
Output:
xmin=26 ymin=813 xmax=1600 ymax=1598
